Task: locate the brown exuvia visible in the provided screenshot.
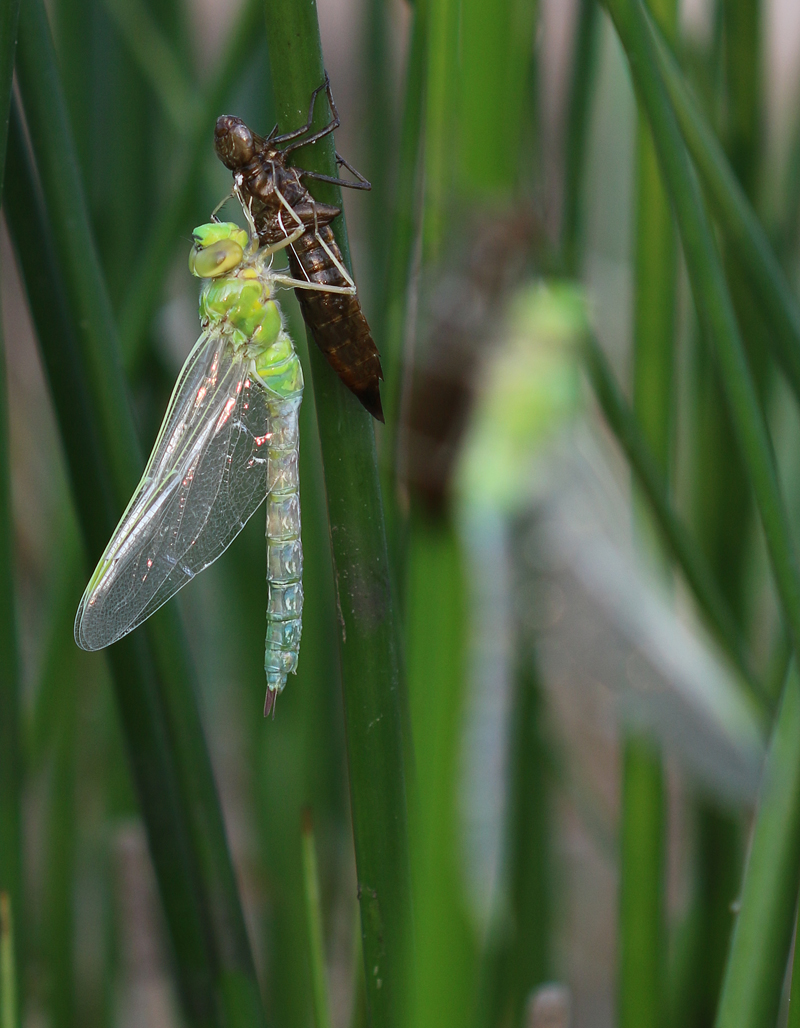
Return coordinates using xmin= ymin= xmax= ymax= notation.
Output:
xmin=214 ymin=78 xmax=384 ymax=422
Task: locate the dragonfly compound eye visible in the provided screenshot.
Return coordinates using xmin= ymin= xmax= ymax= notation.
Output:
xmin=215 ymin=116 xmax=255 ymax=169
xmin=189 ymin=238 xmax=245 ymax=279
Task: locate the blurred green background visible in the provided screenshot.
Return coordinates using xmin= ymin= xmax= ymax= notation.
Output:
xmin=4 ymin=0 xmax=800 ymax=1027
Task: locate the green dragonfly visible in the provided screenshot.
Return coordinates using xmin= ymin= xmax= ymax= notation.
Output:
xmin=75 ymin=211 xmax=311 ymax=715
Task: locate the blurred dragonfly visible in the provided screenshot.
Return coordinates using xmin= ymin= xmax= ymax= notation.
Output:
xmin=214 ymin=75 xmax=384 ymax=421
xmin=75 ymin=211 xmax=312 ymax=716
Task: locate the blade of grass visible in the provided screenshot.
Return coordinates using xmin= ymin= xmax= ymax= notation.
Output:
xmin=424 ymin=0 xmax=460 ymax=258
xmin=0 ymin=894 xmax=16 ymax=1028
xmin=260 ymin=7 xmax=412 ymax=1028
xmin=715 ymin=665 xmax=800 ymax=1028
xmin=11 ymin=2 xmax=268 ymax=1021
xmin=603 ymin=0 xmax=800 ymax=670
xmin=644 ymin=12 xmax=800 ymax=408
xmin=619 ymin=0 xmax=678 ymax=1014
xmin=561 ymin=0 xmax=600 ymax=276
xmin=481 ymin=512 xmax=552 ymax=1028
xmin=301 ymin=810 xmax=334 ymax=1028
xmin=582 ymin=333 xmax=762 ymax=705
xmin=405 ymin=511 xmax=477 ymax=1028
xmin=0 ymin=2 xmax=22 ymax=1021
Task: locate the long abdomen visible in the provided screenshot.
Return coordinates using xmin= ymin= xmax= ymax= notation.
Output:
xmin=264 ymin=395 xmax=303 ymax=716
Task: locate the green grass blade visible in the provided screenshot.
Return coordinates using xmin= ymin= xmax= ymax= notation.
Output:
xmin=561 ymin=0 xmax=600 ymax=275
xmin=406 ymin=513 xmax=478 ymax=1028
xmin=619 ymin=738 xmax=666 ymax=1028
xmin=0 ymin=894 xmax=16 ymax=1028
xmin=715 ymin=666 xmax=800 ymax=1028
xmin=0 ymin=2 xmax=23 ymax=1020
xmin=301 ymin=811 xmax=334 ymax=1028
xmin=645 ymin=14 xmax=800 ymax=408
xmin=619 ymin=0 xmax=678 ymax=1009
xmin=582 ymin=334 xmax=762 ymax=704
xmin=380 ymin=0 xmax=426 ymax=440
xmin=260 ymin=6 xmax=412 ymax=1028
xmin=603 ymin=0 xmax=800 ymax=666
xmin=11 ymin=3 xmax=268 ymax=1021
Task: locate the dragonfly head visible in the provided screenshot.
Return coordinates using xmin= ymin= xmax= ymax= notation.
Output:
xmin=215 ymin=115 xmax=257 ymax=170
xmin=189 ymin=222 xmax=249 ymax=278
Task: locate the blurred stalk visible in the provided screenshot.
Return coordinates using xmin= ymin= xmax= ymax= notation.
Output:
xmin=0 ymin=894 xmax=16 ymax=1028
xmin=11 ymin=1 xmax=268 ymax=1021
xmin=363 ymin=0 xmax=395 ymax=320
xmin=118 ymin=0 xmax=262 ymax=368
xmin=645 ymin=14 xmax=800 ymax=411
xmin=561 ymin=0 xmax=599 ymax=276
xmin=482 ymin=512 xmax=551 ymax=1028
xmin=715 ymin=666 xmax=800 ymax=1028
xmin=424 ymin=0 xmax=460 ymax=258
xmin=0 ymin=1 xmax=22 ymax=1021
xmin=381 ymin=0 xmax=426 ymax=487
xmin=405 ymin=510 xmax=477 ymax=1028
xmin=301 ymin=810 xmax=334 ymax=1028
xmin=261 ymin=6 xmax=412 ymax=1028
xmin=620 ymin=3 xmax=678 ymax=1021
xmin=583 ymin=334 xmax=762 ymax=702
xmin=43 ymin=688 xmax=78 ymax=1028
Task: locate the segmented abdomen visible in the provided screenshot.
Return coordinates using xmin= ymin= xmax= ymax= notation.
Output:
xmin=264 ymin=395 xmax=303 ymax=715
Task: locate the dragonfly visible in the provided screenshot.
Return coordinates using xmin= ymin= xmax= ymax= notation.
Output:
xmin=75 ymin=210 xmax=316 ymax=716
xmin=214 ymin=75 xmax=384 ymax=422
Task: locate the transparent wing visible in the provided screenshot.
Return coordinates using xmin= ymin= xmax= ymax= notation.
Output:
xmin=75 ymin=330 xmax=274 ymax=650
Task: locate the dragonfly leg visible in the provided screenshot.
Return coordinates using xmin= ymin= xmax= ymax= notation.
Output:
xmin=309 ymin=200 xmax=355 ymax=289
xmin=271 ymin=72 xmax=338 ymax=150
xmin=272 ymin=272 xmax=356 ymax=296
xmin=281 ymin=76 xmax=342 ymax=156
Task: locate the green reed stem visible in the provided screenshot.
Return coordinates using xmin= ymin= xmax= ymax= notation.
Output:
xmin=620 ymin=0 xmax=677 ymax=1009
xmin=583 ymin=334 xmax=761 ymax=702
xmin=0 ymin=894 xmax=16 ymax=1028
xmin=381 ymin=0 xmax=426 ymax=443
xmin=561 ymin=0 xmax=599 ymax=275
xmin=12 ymin=2 xmax=267 ymax=1023
xmin=645 ymin=13 xmax=800 ymax=408
xmin=260 ymin=6 xmax=412 ymax=1028
xmin=604 ymin=0 xmax=800 ymax=666
xmin=0 ymin=2 xmax=22 ymax=1021
xmin=301 ymin=810 xmax=334 ymax=1028
xmin=718 ymin=666 xmax=800 ymax=1028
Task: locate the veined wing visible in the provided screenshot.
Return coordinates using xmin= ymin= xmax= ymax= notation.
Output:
xmin=75 ymin=329 xmax=274 ymax=650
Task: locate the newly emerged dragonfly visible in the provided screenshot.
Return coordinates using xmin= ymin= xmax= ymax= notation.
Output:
xmin=75 ymin=214 xmax=313 ymax=715
xmin=215 ymin=75 xmax=384 ymax=421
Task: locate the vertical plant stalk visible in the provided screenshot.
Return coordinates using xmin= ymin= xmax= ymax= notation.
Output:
xmin=561 ymin=0 xmax=599 ymax=275
xmin=0 ymin=893 xmax=16 ymax=1028
xmin=619 ymin=3 xmax=677 ymax=1023
xmin=0 ymin=1 xmax=22 ymax=1020
xmin=717 ymin=667 xmax=800 ymax=1028
xmin=301 ymin=810 xmax=334 ymax=1028
xmin=12 ymin=2 xmax=267 ymax=1023
xmin=260 ymin=6 xmax=412 ymax=1028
